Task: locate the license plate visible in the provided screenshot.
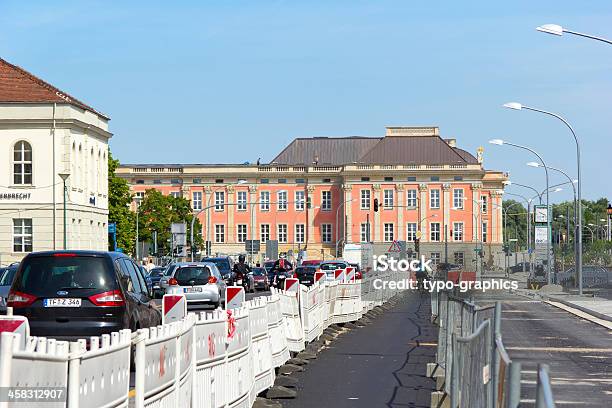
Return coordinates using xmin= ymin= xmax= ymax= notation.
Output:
xmin=236 ymin=280 xmax=243 ymax=285
xmin=183 ymin=287 xmax=203 ymax=293
xmin=153 ymin=285 xmax=160 ymax=289
xmin=44 ymin=298 xmax=81 ymax=307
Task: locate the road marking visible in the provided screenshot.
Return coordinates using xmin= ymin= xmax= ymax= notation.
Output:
xmin=407 ymin=342 xmax=437 ymax=346
xmin=521 ymin=399 xmax=589 ymax=405
xmin=508 ymin=346 xmax=612 ymax=353
xmin=348 ymin=397 xmax=359 ymax=400
xmin=546 ymin=301 xmax=612 ymax=330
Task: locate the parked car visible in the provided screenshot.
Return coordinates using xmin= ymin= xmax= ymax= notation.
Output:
xmin=147 ymin=267 xmax=167 ymax=298
xmin=201 ymin=257 xmax=235 ymax=285
xmin=251 ymin=267 xmax=270 ymax=291
xmin=509 ymin=262 xmax=531 ymax=274
xmin=295 ymin=266 xmax=317 ymax=286
xmin=300 ymin=260 xmax=322 ymax=267
xmin=7 ymin=251 xmax=161 ymax=340
xmin=163 ymin=262 xmax=226 ymax=309
xmin=139 ymin=265 xmax=152 ymax=293
xmin=0 ymin=263 xmax=20 ymax=313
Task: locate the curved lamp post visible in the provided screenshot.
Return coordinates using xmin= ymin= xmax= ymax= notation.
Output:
xmin=536 ymin=24 xmax=612 ymax=45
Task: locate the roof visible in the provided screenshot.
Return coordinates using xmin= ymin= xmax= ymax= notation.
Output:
xmin=271 ymin=137 xmax=381 ymax=165
xmin=0 ymin=58 xmax=108 ymax=119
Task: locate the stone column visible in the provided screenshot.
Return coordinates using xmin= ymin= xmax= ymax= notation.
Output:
xmin=443 ymin=183 xmax=451 ymax=249
xmin=249 ymin=185 xmax=257 ymax=240
xmin=343 ymin=184 xmax=353 ymax=243
xmin=419 ymin=183 xmax=428 ymax=241
xmin=396 ymin=183 xmax=404 ymax=241
xmin=204 ymin=186 xmax=212 ymax=249
xmin=471 ymin=183 xmax=482 ymax=242
xmin=373 ymin=184 xmax=381 ymax=242
xmin=492 ymin=190 xmax=503 ymax=243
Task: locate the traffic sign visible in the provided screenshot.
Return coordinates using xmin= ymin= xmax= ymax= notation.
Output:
xmin=387 ymin=240 xmax=402 ymax=253
xmin=284 ymin=278 xmax=299 ymax=293
xmin=314 ymin=271 xmax=326 ymax=285
xmin=0 ymin=312 xmax=29 ymax=350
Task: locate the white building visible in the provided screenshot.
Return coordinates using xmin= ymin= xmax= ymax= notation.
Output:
xmin=0 ymin=58 xmax=112 ymax=264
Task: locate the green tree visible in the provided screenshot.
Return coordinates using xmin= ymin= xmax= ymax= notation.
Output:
xmin=137 ymin=189 xmax=203 ymax=256
xmin=108 ymin=151 xmax=135 ymax=254
xmin=502 ymin=200 xmax=527 ymax=249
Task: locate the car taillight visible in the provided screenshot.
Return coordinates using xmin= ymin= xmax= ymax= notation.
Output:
xmin=89 ymin=290 xmax=125 ymax=306
xmin=208 ymin=276 xmax=218 ymax=284
xmin=53 ymin=253 xmax=77 ymax=257
xmin=168 ymin=277 xmax=178 ymax=286
xmin=7 ymin=290 xmax=36 ymax=308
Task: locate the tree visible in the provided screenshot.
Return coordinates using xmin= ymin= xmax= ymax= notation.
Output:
xmin=137 ymin=189 xmax=203 ymax=256
xmin=502 ymin=200 xmax=527 ymax=249
xmin=107 ymin=151 xmax=135 ymax=254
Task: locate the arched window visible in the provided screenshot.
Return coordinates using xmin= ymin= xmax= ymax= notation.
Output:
xmin=13 ymin=141 xmax=32 ymax=185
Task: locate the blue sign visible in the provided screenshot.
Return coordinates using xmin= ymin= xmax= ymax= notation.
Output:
xmin=108 ymin=223 xmax=116 ymax=234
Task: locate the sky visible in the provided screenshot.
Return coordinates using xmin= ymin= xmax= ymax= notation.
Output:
xmin=1 ymin=1 xmax=611 ymax=202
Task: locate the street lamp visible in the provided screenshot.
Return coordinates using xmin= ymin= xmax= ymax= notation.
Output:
xmin=503 ymin=102 xmax=584 ymax=294
xmin=58 ymin=172 xmax=70 ymax=250
xmin=335 ymin=199 xmax=355 ymax=257
xmin=536 ymin=24 xmax=612 ymax=45
xmin=503 ymin=180 xmax=543 ymax=204
xmin=607 ymin=204 xmax=612 ymax=241
xmin=489 ymin=139 xmax=553 ymax=283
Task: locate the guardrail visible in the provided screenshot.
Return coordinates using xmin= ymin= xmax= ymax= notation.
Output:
xmin=430 ymin=290 xmax=555 ymax=408
xmin=0 ymin=273 xmax=403 ymax=408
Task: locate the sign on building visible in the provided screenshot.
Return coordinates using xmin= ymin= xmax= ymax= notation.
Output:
xmin=266 ymin=240 xmax=278 ymax=260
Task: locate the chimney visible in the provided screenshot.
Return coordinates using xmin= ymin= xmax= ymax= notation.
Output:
xmin=445 ymin=138 xmax=456 ymax=147
xmin=385 ymin=126 xmax=439 ymax=137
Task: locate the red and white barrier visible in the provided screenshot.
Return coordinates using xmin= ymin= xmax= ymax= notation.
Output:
xmin=284 ymin=278 xmax=299 ymax=293
xmin=226 ymin=286 xmax=245 ymax=310
xmin=346 ymin=267 xmax=356 ymax=282
xmin=314 ymin=271 xmax=326 ymax=285
xmin=0 ymin=310 xmax=29 ymax=350
xmin=163 ymin=294 xmax=187 ymax=324
xmin=334 ymin=268 xmax=345 ymax=282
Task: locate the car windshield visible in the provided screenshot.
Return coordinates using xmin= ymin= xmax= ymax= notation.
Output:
xmin=0 ymin=267 xmax=17 ymax=286
xmin=149 ymin=269 xmax=165 ymax=277
xmin=252 ymin=268 xmax=265 ymax=276
xmin=320 ymin=262 xmax=346 ymax=271
xmin=296 ymin=267 xmax=316 ymax=276
xmin=175 ymin=266 xmax=211 ymax=286
xmin=15 ymin=255 xmax=116 ymax=296
xmin=202 ymin=258 xmax=231 ymax=274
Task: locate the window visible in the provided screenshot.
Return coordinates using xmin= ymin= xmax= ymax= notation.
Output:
xmin=295 ymin=178 xmax=305 ymax=184
xmin=453 ymin=189 xmax=464 ymax=209
xmin=277 ymin=191 xmax=288 ymax=211
xmin=480 ymin=195 xmax=488 ymax=214
xmin=260 ymin=191 xmax=270 ymax=211
xmin=237 ymin=224 xmax=247 ymax=243
xmin=192 ymin=178 xmax=202 ymax=184
xmin=454 ymin=176 xmax=463 ymax=181
xmin=384 ymin=223 xmax=394 ymax=242
xmin=453 ymin=222 xmax=463 ymax=241
xmin=135 ymin=191 xmax=145 ymax=200
xmin=278 ymin=178 xmax=287 ymax=184
xmin=13 ymin=218 xmax=32 ymax=252
xmin=170 ymin=191 xmax=180 ymax=198
xmin=260 ymin=224 xmax=270 ymax=243
xmin=430 ymin=176 xmax=440 ymax=182
xmin=322 ymin=178 xmax=331 ymax=183
xmin=360 ymin=223 xmax=369 ymax=242
xmin=295 ymin=224 xmax=305 ymax=243
xmin=361 ymin=190 xmax=371 ymax=210
xmin=482 ymin=222 xmax=488 ymax=243
xmin=406 ymin=189 xmax=417 ymax=208
xmin=295 ymin=191 xmax=305 ymax=211
xmin=153 ymin=179 xmax=162 ymax=184
xmin=215 ymin=225 xmax=225 ymax=243
xmin=192 ymin=191 xmax=202 ymax=210
xmin=454 ymin=252 xmax=465 ymax=266
xmin=384 ymin=177 xmax=393 ymax=182
xmin=430 ymin=222 xmax=441 ymax=241
xmin=430 ymin=189 xmax=440 ymax=209
xmin=260 ymin=178 xmax=269 ymax=184
xmin=361 ymin=177 xmax=370 ymax=182
xmin=170 ymin=178 xmax=181 ymax=184
xmin=136 ymin=180 xmax=144 ymax=184
xmin=237 ymin=191 xmax=247 ymax=211
xmin=215 ymin=179 xmax=224 ymax=184
xmin=321 ymin=224 xmax=332 ymax=243
xmin=407 ymin=176 xmax=416 ymax=182
xmin=214 ymin=191 xmax=225 ymax=211
xmin=406 ymin=223 xmax=417 ymax=242
xmin=430 ymin=252 xmax=441 ymax=266
xmin=322 ymin=191 xmax=332 ymax=211
xmin=383 ymin=189 xmax=394 ymax=209
xmin=13 ymin=141 xmax=32 ymax=185
xmin=277 ymin=224 xmax=288 ymax=243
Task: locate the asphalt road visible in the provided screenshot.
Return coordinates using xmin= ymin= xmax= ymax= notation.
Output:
xmin=283 ymin=291 xmax=438 ymax=408
xmin=474 ymin=291 xmax=612 ymax=407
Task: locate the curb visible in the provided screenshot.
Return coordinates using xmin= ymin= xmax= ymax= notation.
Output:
xmin=546 ymin=296 xmax=612 ymax=323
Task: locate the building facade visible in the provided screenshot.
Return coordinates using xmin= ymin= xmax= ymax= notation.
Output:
xmin=118 ymin=126 xmax=507 ymax=269
xmin=0 ymin=58 xmax=111 ymax=264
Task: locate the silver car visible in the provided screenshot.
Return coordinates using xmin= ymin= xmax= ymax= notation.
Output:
xmin=160 ymin=262 xmax=226 ymax=309
xmin=0 ymin=263 xmax=19 ymax=313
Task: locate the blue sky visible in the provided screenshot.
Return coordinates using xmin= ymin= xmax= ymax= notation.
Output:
xmin=1 ymin=1 xmax=611 ymax=202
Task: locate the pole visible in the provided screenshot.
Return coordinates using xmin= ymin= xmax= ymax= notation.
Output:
xmin=366 ymin=213 xmax=370 ymax=242
xmin=63 ymin=178 xmax=67 ymax=250
xmin=527 ymin=200 xmax=532 ymax=274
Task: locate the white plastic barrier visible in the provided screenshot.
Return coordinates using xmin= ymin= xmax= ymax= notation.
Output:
xmin=333 ymin=281 xmax=362 ymax=324
xmin=0 ymin=333 xmax=69 ymax=408
xmin=299 ymin=283 xmax=325 ymax=343
xmin=265 ymin=294 xmax=290 ymax=368
xmin=324 ymin=281 xmax=339 ymax=328
xmin=68 ymin=330 xmax=132 ymax=408
xmin=224 ymin=307 xmax=252 ymax=408
xmin=246 ymin=298 xmax=275 ymax=404
xmin=272 ymin=287 xmax=305 ymax=353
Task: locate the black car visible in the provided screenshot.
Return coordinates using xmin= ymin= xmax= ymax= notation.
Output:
xmin=7 ymin=251 xmax=161 ymax=341
xmin=295 ymin=266 xmax=317 ymax=286
xmin=201 ymin=257 xmax=234 ymax=284
xmin=148 ymin=267 xmax=167 ymax=297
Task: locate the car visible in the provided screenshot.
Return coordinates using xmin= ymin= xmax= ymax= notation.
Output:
xmin=147 ymin=267 xmax=167 ymax=298
xmin=163 ymin=262 xmax=226 ymax=309
xmin=294 ymin=266 xmax=317 ymax=286
xmin=348 ymin=263 xmax=363 ymax=280
xmin=264 ymin=261 xmax=275 ymax=273
xmin=7 ymin=251 xmax=161 ymax=341
xmin=139 ymin=265 xmax=153 ymax=292
xmin=201 ymin=257 xmax=235 ymax=285
xmin=300 ymin=260 xmax=322 ymax=267
xmin=509 ymin=262 xmax=531 ymax=274
xmin=251 ymin=267 xmax=270 ymax=291
xmin=319 ymin=260 xmax=350 ymax=281
xmin=0 ymin=263 xmax=20 ymax=313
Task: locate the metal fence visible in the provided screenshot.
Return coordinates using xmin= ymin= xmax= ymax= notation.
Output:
xmin=430 ymin=291 xmax=556 ymax=408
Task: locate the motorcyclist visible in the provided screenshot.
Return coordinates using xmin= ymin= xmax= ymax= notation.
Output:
xmin=272 ymin=257 xmax=293 ymax=287
xmin=415 ymin=261 xmax=428 ymax=293
xmin=232 ymin=255 xmax=251 ymax=287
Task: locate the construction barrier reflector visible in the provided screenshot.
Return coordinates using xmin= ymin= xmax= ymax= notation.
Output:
xmin=162 ymin=294 xmax=187 ymax=325
xmin=226 ymin=286 xmax=246 ymax=309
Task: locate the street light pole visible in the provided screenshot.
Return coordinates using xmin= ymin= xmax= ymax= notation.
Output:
xmin=536 ymin=24 xmax=612 ymax=45
xmin=490 ymin=139 xmax=552 ymax=284
xmin=58 ymin=173 xmax=70 ymax=250
xmin=503 ymin=102 xmax=583 ymax=293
